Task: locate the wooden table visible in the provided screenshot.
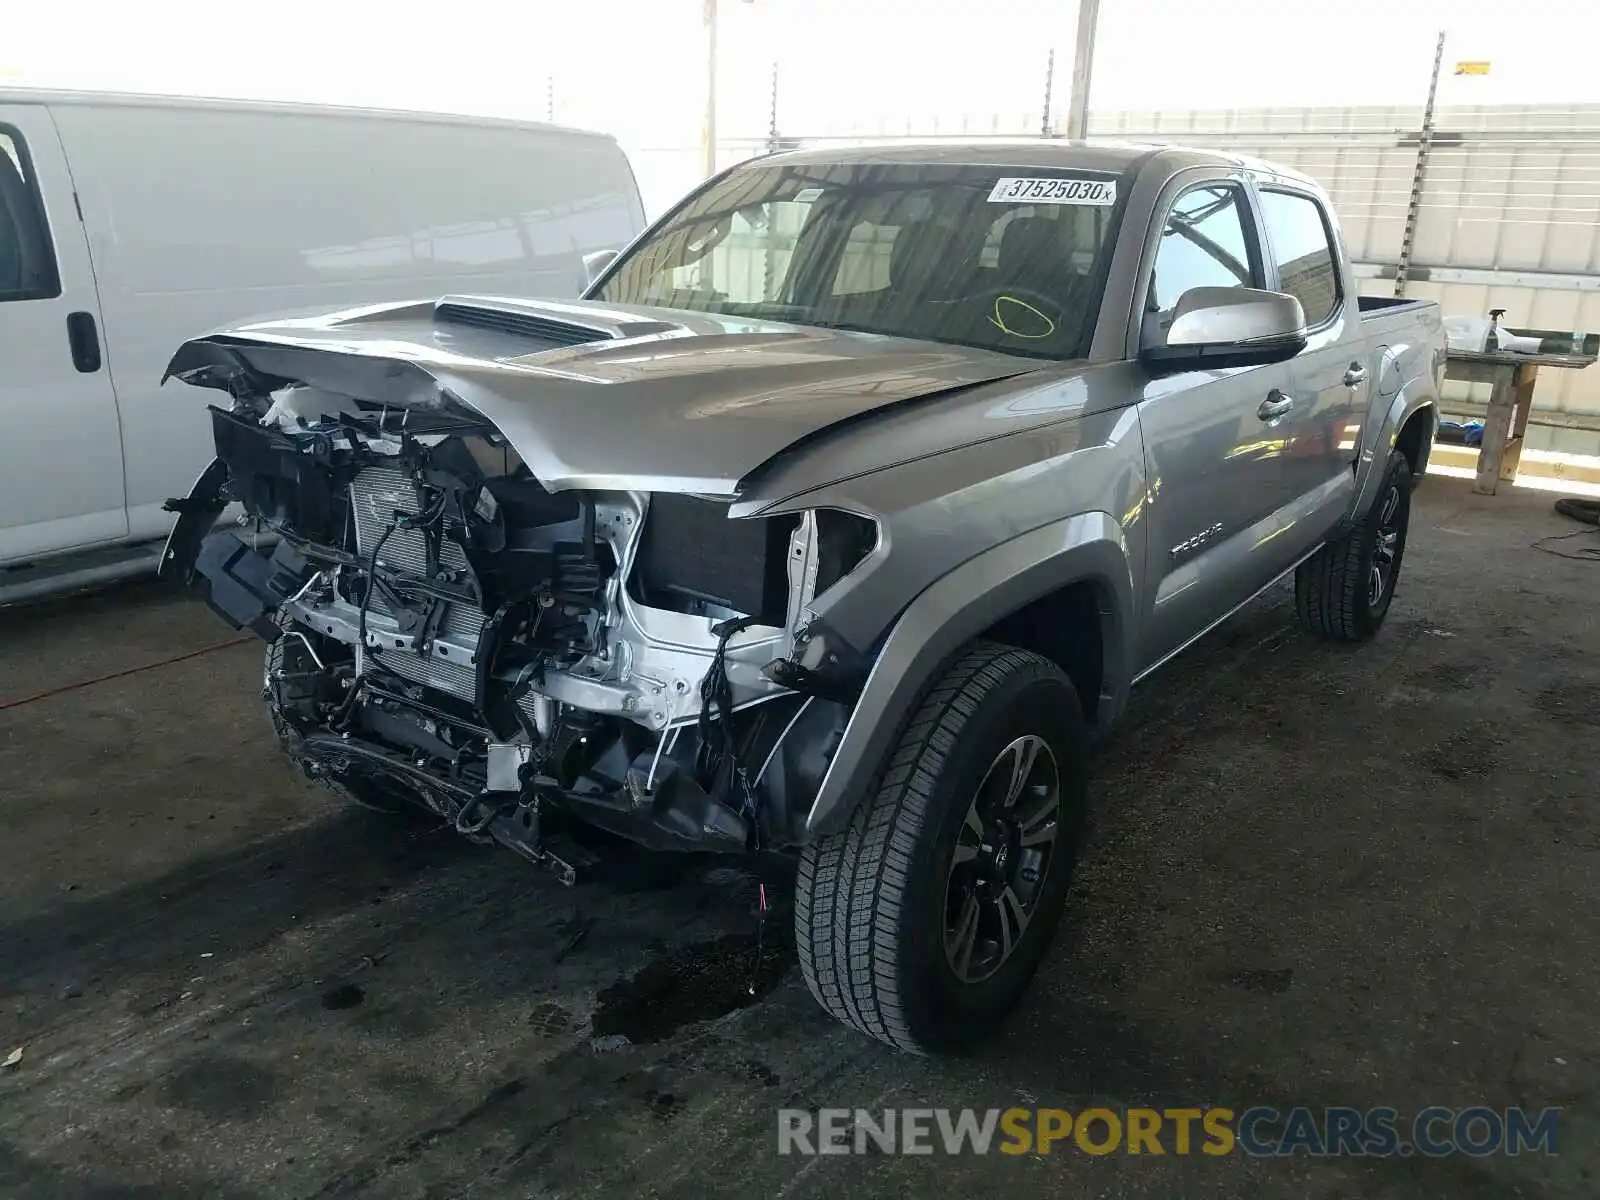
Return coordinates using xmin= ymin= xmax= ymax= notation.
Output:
xmin=1444 ymin=347 xmax=1595 ymax=495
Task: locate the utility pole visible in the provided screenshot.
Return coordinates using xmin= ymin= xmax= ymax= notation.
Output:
xmin=767 ymin=60 xmax=780 ymax=154
xmin=1394 ymin=30 xmax=1447 ymax=298
xmin=1064 ymin=0 xmax=1100 ymax=141
xmin=1040 ymin=48 xmax=1057 ymax=137
xmin=700 ymin=0 xmax=719 ymax=179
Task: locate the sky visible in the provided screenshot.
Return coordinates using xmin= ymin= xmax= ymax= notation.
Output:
xmin=5 ymin=0 xmax=1600 ymax=209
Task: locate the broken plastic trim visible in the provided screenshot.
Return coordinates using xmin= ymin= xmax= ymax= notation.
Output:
xmin=159 ymin=457 xmax=230 ymax=585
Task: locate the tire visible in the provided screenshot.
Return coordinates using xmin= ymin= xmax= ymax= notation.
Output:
xmin=1295 ymin=450 xmax=1413 ymax=642
xmin=794 ymin=641 xmax=1088 ymax=1054
xmin=264 ymin=627 xmax=421 ymax=816
xmin=1554 ymin=496 xmax=1600 ymax=526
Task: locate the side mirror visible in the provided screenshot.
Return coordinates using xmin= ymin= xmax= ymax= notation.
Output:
xmin=579 ymin=248 xmax=620 ymax=294
xmin=1142 ymin=286 xmax=1307 ymax=372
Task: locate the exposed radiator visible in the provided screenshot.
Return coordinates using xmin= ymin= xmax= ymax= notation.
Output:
xmin=368 ymin=643 xmax=480 ymax=700
xmin=350 ymin=465 xmax=471 ymax=578
xmin=350 ymin=464 xmax=486 ymax=702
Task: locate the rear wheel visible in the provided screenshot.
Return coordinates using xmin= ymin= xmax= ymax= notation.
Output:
xmin=1296 ymin=450 xmax=1413 ymax=641
xmin=794 ymin=641 xmax=1087 ymax=1053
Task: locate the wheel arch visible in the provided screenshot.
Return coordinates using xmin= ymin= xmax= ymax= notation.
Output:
xmin=1353 ymin=390 xmax=1435 ymax=523
xmin=1394 ymin=402 xmax=1436 ymax=482
xmin=802 ymin=511 xmax=1136 ymax=838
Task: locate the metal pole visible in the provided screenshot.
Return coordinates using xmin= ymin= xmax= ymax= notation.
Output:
xmin=546 ymin=75 xmax=554 ymax=123
xmin=1064 ymin=0 xmax=1099 ymax=140
xmin=767 ymin=60 xmax=780 ymax=154
xmin=764 ymin=60 xmax=780 ymax=299
xmin=1040 ymin=48 xmax=1056 ymax=137
xmin=700 ymin=0 xmax=719 ymax=179
xmin=1394 ymin=29 xmax=1447 ymax=298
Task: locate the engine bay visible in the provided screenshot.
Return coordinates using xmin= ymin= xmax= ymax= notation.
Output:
xmin=167 ymin=385 xmax=872 ymax=877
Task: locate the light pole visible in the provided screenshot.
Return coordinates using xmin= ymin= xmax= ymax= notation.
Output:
xmin=1064 ymin=0 xmax=1100 ymax=141
xmin=701 ymin=0 xmax=757 ymax=180
xmin=700 ymin=0 xmax=719 ymax=179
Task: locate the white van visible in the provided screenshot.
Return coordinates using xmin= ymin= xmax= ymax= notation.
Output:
xmin=0 ymin=89 xmax=645 ymax=602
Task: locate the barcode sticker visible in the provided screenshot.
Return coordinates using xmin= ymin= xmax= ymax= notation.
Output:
xmin=987 ymin=177 xmax=1117 ymax=205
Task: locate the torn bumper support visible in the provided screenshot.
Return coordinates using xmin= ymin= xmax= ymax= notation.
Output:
xmin=160 ymin=455 xmax=313 ymax=639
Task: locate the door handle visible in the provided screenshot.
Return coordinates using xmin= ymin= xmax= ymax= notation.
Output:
xmin=66 ymin=311 xmax=102 ymax=374
xmin=1343 ymin=362 xmax=1368 ymax=388
xmin=1257 ymin=390 xmax=1294 ymax=421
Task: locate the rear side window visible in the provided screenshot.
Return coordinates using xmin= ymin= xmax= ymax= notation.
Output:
xmin=0 ymin=126 xmax=60 ymax=301
xmin=1258 ymin=189 xmax=1340 ymax=326
xmin=1148 ymin=184 xmax=1257 ymax=317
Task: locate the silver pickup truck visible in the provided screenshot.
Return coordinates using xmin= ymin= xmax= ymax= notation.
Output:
xmin=162 ymin=141 xmax=1444 ymax=1054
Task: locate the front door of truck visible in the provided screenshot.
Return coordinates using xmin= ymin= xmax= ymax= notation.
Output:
xmin=0 ymin=104 xmax=125 ymax=566
xmin=1133 ymin=178 xmax=1304 ymax=673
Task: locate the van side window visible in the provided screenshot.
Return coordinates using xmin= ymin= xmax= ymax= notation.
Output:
xmin=0 ymin=127 xmax=60 ymax=301
xmin=1146 ymin=184 xmax=1258 ymax=337
xmin=1257 ymin=189 xmax=1340 ymax=326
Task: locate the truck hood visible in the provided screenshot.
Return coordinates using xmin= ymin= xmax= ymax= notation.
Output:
xmin=164 ymin=295 xmax=1039 ymax=493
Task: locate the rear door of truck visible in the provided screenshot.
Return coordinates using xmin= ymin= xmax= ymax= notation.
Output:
xmin=0 ymin=101 xmax=125 ymax=565
xmin=1253 ymin=184 xmax=1372 ymax=507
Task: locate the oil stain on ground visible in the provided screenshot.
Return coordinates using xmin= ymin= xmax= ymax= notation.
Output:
xmin=160 ymin=1052 xmax=284 ymax=1120
xmin=321 ymin=983 xmax=366 ymax=1011
xmin=1230 ymin=967 xmax=1294 ymax=996
xmin=1408 ymin=660 xmax=1484 ymax=693
xmin=590 ymin=932 xmax=794 ymax=1044
xmin=1535 ymin=680 xmax=1600 ymax=727
xmin=1419 ymin=722 xmax=1507 ymax=780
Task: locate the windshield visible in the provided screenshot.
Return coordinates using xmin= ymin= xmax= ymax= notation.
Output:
xmin=597 ymin=161 xmax=1124 ymax=360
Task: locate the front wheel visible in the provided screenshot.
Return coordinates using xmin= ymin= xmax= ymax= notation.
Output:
xmin=794 ymin=642 xmax=1088 ymax=1054
xmin=1295 ymin=449 xmax=1413 ymax=642
xmin=264 ymin=626 xmax=426 ymax=817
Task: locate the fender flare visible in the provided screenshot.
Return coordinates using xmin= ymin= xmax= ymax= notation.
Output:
xmin=803 ymin=511 xmax=1135 ymax=837
xmin=1353 ymin=388 xmax=1436 ymax=522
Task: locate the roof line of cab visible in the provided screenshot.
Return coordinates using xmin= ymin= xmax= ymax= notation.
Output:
xmin=752 ymin=138 xmax=1324 ymax=194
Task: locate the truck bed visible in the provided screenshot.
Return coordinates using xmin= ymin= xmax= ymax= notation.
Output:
xmin=1357 ymin=295 xmax=1441 ymax=344
xmin=1358 ymin=295 xmax=1435 ymax=320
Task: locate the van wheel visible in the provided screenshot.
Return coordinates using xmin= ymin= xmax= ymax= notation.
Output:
xmin=1296 ymin=450 xmax=1413 ymax=642
xmin=794 ymin=641 xmax=1087 ymax=1054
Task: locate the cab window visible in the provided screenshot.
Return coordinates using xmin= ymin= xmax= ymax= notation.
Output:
xmin=1257 ymin=188 xmax=1341 ymax=326
xmin=1147 ymin=183 xmax=1258 ymax=325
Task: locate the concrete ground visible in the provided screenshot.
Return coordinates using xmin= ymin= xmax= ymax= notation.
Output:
xmin=1 ymin=474 xmax=1596 ymax=1199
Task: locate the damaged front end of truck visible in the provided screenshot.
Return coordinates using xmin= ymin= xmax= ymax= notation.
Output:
xmin=156 ymin=298 xmax=997 ymax=881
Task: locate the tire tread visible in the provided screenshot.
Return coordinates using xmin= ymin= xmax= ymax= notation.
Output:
xmin=794 ymin=641 xmax=1061 ymax=1053
xmin=1296 ymin=452 xmax=1411 ymax=642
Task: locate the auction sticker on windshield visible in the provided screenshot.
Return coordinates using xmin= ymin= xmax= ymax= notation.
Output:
xmin=987 ymin=177 xmax=1116 ymax=205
